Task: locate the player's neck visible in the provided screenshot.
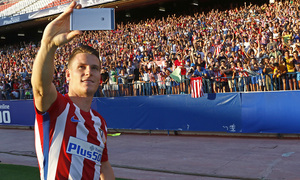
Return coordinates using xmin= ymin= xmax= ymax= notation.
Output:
xmin=68 ymin=95 xmax=93 ymax=112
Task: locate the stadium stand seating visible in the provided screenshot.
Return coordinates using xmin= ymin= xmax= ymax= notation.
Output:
xmin=0 ymin=0 xmax=38 ymax=17
xmin=40 ymin=0 xmax=72 ymax=10
xmin=19 ymin=0 xmax=55 ymax=14
xmin=0 ymin=1 xmax=18 ymax=13
xmin=0 ymin=0 xmax=72 ymax=17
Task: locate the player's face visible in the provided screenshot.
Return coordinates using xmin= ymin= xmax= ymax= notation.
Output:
xmin=66 ymin=53 xmax=100 ymax=97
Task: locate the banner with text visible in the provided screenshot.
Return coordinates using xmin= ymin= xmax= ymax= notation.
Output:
xmin=0 ymin=100 xmax=35 ymax=126
xmin=1 ymin=91 xmax=300 ymax=134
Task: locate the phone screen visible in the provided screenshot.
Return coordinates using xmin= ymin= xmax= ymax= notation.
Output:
xmin=70 ymin=8 xmax=115 ymax=31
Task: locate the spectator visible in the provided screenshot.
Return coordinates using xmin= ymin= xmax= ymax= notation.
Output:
xmin=4 ymin=79 xmax=11 ymax=100
xmin=263 ymin=58 xmax=274 ymax=91
xmin=143 ymin=68 xmax=151 ymax=96
xmin=0 ymin=81 xmax=4 ymax=99
xmin=135 ymin=70 xmax=144 ymax=96
xmin=126 ymin=61 xmax=135 ymax=95
xmin=109 ymin=65 xmax=118 ymax=97
xmin=149 ymin=66 xmax=158 ymax=95
xmin=133 ymin=64 xmax=141 ymax=96
xmin=165 ymin=69 xmax=172 ymax=95
xmin=3 ymin=0 xmax=300 ymax=97
xmin=118 ymin=69 xmax=129 ymax=96
xmin=174 ymin=54 xmax=186 ymax=94
xmin=156 ymin=66 xmax=166 ymax=95
xmin=227 ymin=62 xmax=236 ymax=92
xmin=220 ymin=60 xmax=229 ymax=92
xmin=284 ymin=51 xmax=296 ymax=90
xmin=278 ymin=59 xmax=287 ymax=90
xmin=251 ymin=63 xmax=264 ymax=91
xmin=100 ymin=68 xmax=109 ymax=97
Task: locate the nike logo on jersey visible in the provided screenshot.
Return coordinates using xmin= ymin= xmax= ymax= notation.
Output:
xmin=71 ymin=116 xmax=80 ymax=123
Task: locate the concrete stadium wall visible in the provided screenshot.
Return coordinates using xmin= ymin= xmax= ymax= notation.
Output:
xmin=1 ymin=91 xmax=300 ymax=134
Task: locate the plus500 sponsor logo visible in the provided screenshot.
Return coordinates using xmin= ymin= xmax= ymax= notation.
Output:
xmin=66 ymin=137 xmax=103 ymax=164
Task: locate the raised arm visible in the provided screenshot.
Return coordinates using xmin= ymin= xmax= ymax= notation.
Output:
xmin=31 ymin=2 xmax=82 ymax=112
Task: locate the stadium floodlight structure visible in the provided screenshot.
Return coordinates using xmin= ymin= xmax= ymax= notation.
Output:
xmin=191 ymin=0 xmax=198 ymax=6
xmin=158 ymin=6 xmax=165 ymax=12
xmin=125 ymin=12 xmax=130 ymax=17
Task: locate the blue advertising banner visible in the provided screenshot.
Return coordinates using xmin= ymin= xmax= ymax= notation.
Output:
xmin=241 ymin=91 xmax=300 ymax=133
xmin=1 ymin=91 xmax=300 ymax=134
xmin=0 ymin=100 xmax=35 ymax=126
xmin=96 ymin=93 xmax=242 ymax=133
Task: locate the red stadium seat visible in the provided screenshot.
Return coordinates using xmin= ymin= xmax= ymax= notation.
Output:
xmin=0 ymin=1 xmax=17 ymax=13
xmin=41 ymin=0 xmax=73 ymax=10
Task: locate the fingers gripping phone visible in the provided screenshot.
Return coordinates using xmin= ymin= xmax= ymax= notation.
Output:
xmin=70 ymin=8 xmax=115 ymax=31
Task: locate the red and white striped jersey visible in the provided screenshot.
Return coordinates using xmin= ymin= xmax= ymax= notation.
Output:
xmin=34 ymin=92 xmax=108 ymax=180
xmin=235 ymin=67 xmax=248 ymax=77
xmin=215 ymin=44 xmax=223 ymax=56
xmin=191 ymin=77 xmax=204 ymax=98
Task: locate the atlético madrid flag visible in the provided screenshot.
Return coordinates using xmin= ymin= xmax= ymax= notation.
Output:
xmin=191 ymin=77 xmax=204 ymax=98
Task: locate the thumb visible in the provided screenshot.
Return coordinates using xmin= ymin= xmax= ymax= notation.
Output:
xmin=67 ymin=30 xmax=82 ymax=41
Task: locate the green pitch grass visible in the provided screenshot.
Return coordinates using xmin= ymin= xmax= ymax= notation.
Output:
xmin=0 ymin=164 xmax=40 ymax=180
xmin=0 ymin=164 xmax=130 ymax=180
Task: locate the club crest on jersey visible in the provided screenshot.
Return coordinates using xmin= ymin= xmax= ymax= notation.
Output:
xmin=67 ymin=137 xmax=104 ymax=164
xmin=99 ymin=128 xmax=107 ymax=144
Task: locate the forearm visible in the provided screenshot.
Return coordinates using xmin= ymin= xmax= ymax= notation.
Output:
xmin=100 ymin=161 xmax=115 ymax=180
xmin=31 ymin=43 xmax=57 ymax=96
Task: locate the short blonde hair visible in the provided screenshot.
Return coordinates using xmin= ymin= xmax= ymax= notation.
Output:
xmin=68 ymin=45 xmax=99 ymax=68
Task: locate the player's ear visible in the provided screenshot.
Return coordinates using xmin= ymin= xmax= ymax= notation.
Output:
xmin=66 ymin=69 xmax=71 ymax=81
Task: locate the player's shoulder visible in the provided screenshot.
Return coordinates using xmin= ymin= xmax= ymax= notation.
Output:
xmin=55 ymin=92 xmax=71 ymax=106
xmin=36 ymin=91 xmax=68 ymax=114
xmin=91 ymin=109 xmax=106 ymax=121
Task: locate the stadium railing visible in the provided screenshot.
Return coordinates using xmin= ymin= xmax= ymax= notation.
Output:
xmin=0 ymin=72 xmax=299 ymax=100
xmin=95 ymin=72 xmax=300 ymax=98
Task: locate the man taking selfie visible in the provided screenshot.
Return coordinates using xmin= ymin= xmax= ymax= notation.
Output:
xmin=32 ymin=2 xmax=115 ymax=180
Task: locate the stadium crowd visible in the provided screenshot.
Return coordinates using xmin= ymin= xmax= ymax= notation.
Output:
xmin=1 ymin=0 xmax=300 ymax=99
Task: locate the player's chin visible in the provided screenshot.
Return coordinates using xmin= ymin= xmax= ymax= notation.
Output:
xmin=84 ymin=86 xmax=98 ymax=95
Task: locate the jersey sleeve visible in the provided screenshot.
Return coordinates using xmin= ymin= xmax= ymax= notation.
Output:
xmin=34 ymin=92 xmax=67 ymax=124
xmin=101 ymin=117 xmax=109 ymax=162
xmin=101 ymin=144 xmax=108 ymax=162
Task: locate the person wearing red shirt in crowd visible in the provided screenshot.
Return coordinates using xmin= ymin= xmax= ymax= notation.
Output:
xmin=220 ymin=60 xmax=229 ymax=92
xmin=174 ymin=54 xmax=186 ymax=94
xmin=235 ymin=61 xmax=247 ymax=92
xmin=10 ymin=79 xmax=20 ymax=99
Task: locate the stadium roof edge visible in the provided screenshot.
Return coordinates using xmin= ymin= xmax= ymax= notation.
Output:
xmin=0 ymin=0 xmax=178 ymax=34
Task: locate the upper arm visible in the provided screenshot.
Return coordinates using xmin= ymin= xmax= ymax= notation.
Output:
xmin=33 ymin=82 xmax=57 ymax=113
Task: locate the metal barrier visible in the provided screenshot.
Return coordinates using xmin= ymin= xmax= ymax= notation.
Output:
xmin=98 ymin=72 xmax=300 ymax=97
xmin=0 ymin=72 xmax=299 ymax=100
xmin=0 ymin=88 xmax=32 ymax=100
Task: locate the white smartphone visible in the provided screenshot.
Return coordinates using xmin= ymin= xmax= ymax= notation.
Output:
xmin=70 ymin=8 xmax=115 ymax=31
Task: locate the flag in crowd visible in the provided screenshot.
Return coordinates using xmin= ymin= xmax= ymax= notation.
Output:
xmin=191 ymin=77 xmax=204 ymax=98
xmin=170 ymin=67 xmax=181 ymax=83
